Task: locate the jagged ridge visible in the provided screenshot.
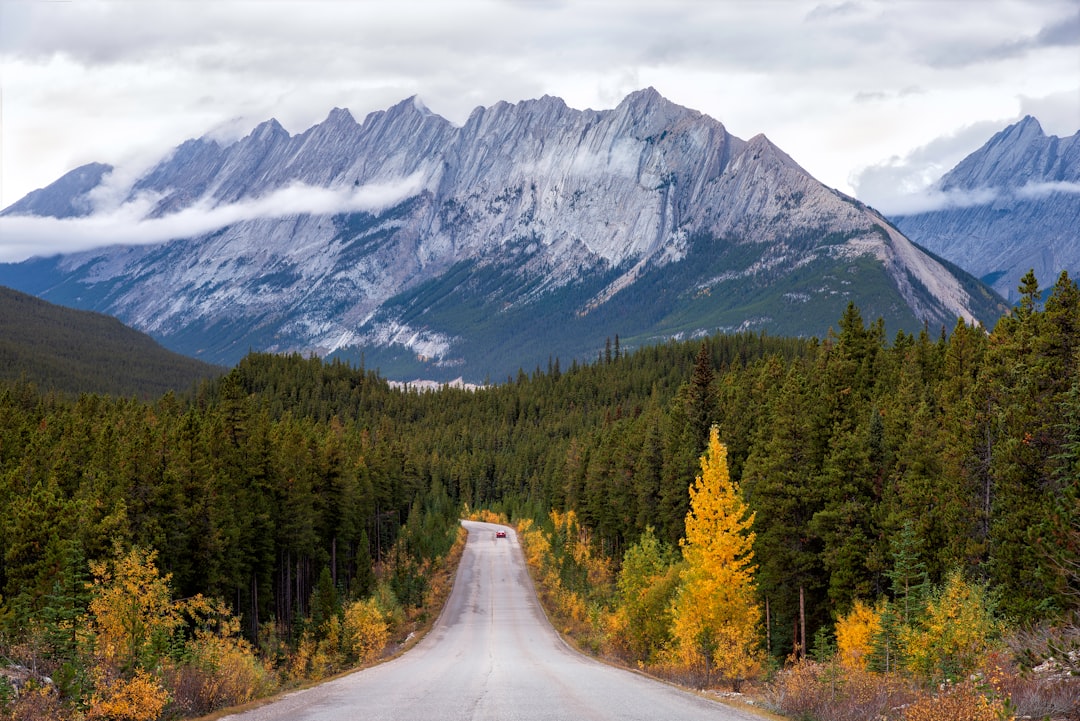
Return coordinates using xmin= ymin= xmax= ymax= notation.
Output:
xmin=0 ymin=89 xmax=1005 ymax=380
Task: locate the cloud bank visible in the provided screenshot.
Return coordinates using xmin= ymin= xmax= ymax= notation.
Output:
xmin=0 ymin=174 xmax=427 ymax=263
xmin=871 ymin=180 xmax=1080 ymax=217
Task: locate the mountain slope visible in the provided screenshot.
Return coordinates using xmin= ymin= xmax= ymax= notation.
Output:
xmin=0 ymin=286 xmax=224 ymax=397
xmin=892 ymin=116 xmax=1080 ymax=301
xmin=0 ymin=89 xmax=1005 ymax=382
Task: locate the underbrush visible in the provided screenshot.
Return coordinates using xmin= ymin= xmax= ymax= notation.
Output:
xmin=767 ymin=653 xmax=1080 ymax=721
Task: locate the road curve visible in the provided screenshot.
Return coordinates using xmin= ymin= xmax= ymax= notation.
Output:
xmin=225 ymin=520 xmax=761 ymax=721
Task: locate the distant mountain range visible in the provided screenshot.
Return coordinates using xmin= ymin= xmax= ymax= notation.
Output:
xmin=892 ymin=116 xmax=1080 ymax=302
xmin=0 ymin=286 xmax=222 ymax=397
xmin=0 ymin=89 xmax=1005 ymax=382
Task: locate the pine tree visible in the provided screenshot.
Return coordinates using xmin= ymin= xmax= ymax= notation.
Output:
xmin=887 ymin=519 xmax=928 ymax=624
xmin=670 ymin=427 xmax=761 ymax=689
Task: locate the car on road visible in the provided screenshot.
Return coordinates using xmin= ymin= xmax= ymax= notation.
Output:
xmin=495 ymin=530 xmax=507 ymax=538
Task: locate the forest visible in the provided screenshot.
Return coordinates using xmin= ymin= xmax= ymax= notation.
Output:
xmin=0 ymin=269 xmax=1077 ymax=720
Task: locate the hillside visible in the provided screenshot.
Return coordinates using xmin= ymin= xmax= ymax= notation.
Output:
xmin=0 ymin=285 xmax=224 ymax=397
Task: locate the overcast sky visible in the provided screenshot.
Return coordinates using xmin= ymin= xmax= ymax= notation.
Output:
xmin=0 ymin=0 xmax=1077 ymax=257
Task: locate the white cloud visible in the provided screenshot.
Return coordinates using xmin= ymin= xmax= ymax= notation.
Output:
xmin=858 ymin=180 xmax=1080 ymax=218
xmin=1016 ymin=181 xmax=1080 ymax=199
xmin=0 ymin=174 xmax=428 ymax=263
xmin=876 ymin=187 xmax=1001 ymax=216
xmin=849 ymin=119 xmax=1015 ymax=213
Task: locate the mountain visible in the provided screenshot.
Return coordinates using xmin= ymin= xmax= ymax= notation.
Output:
xmin=891 ymin=116 xmax=1080 ymax=302
xmin=0 ymin=89 xmax=1005 ymax=382
xmin=0 ymin=286 xmax=223 ymax=398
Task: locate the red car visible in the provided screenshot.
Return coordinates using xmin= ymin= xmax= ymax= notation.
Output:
xmin=495 ymin=530 xmax=507 ymax=538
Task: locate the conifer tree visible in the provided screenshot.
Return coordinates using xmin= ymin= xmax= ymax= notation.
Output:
xmin=887 ymin=519 xmax=928 ymax=624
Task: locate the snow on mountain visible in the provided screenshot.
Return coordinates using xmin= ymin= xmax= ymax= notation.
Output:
xmin=892 ymin=116 xmax=1080 ymax=301
xmin=0 ymin=89 xmax=1005 ymax=381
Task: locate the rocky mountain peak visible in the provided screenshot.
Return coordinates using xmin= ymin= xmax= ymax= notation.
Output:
xmin=893 ymin=114 xmax=1080 ymax=301
xmin=940 ymin=115 xmax=1078 ymax=192
xmin=250 ymin=118 xmax=289 ymax=143
xmin=323 ymin=106 xmax=359 ymax=128
xmin=0 ymin=162 xmax=112 ymax=219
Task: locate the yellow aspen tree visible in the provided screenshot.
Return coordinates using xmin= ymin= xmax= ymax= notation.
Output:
xmin=835 ymin=599 xmax=882 ymax=670
xmin=670 ymin=426 xmax=762 ymax=688
xmin=88 ymin=546 xmax=182 ymax=673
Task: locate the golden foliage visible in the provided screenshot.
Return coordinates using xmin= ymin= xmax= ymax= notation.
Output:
xmin=836 ymin=599 xmax=883 ymax=670
xmin=342 ymin=597 xmax=389 ymax=664
xmin=182 ymin=620 xmax=272 ymax=709
xmin=466 ymin=508 xmax=508 ymax=525
xmin=670 ymin=427 xmax=762 ymax=687
xmin=900 ymin=569 xmax=1002 ymax=683
xmin=901 ymin=680 xmax=1011 ymax=721
xmin=86 ymin=668 xmax=169 ymax=721
xmin=88 ymin=546 xmax=181 ymax=672
xmin=287 ymin=631 xmax=318 ymax=683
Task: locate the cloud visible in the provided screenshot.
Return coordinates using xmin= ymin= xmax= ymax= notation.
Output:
xmin=1015 ymin=181 xmax=1080 ymax=199
xmin=0 ymin=174 xmax=428 ymax=263
xmin=876 ymin=187 xmax=1001 ymax=216
xmin=849 ymin=120 xmax=1008 ymax=212
xmin=861 ymin=180 xmax=1080 ymax=218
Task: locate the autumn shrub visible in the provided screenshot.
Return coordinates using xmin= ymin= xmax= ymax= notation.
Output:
xmin=466 ymin=508 xmax=508 ymax=525
xmin=1001 ymin=620 xmax=1080 ymax=720
xmin=171 ymin=628 xmax=273 ymax=713
xmin=900 ymin=679 xmax=1010 ymax=721
xmin=3 ymin=682 xmax=67 ymax=721
xmin=287 ymin=630 xmax=315 ymax=682
xmin=900 ymin=569 xmax=1002 ymax=684
xmin=998 ymin=672 xmax=1080 ymax=720
xmin=342 ymin=597 xmax=389 ymax=664
xmin=767 ymin=659 xmax=915 ymax=721
xmin=86 ymin=668 xmax=169 ymax=721
xmin=88 ymin=547 xmax=184 ymax=674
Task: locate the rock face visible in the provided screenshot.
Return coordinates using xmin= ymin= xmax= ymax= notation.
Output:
xmin=892 ymin=116 xmax=1080 ymax=301
xmin=0 ymin=89 xmax=1004 ymax=381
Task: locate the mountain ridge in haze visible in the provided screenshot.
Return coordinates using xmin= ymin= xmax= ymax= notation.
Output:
xmin=892 ymin=115 xmax=1080 ymax=301
xmin=0 ymin=89 xmax=1005 ymax=381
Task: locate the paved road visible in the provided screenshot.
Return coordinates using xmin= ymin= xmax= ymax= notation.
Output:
xmin=225 ymin=520 xmax=760 ymax=721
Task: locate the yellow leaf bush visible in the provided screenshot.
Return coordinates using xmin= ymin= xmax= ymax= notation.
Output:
xmin=901 ymin=680 xmax=1010 ymax=721
xmin=900 ymin=569 xmax=1002 ymax=683
xmin=342 ymin=597 xmax=389 ymax=664
xmin=836 ymin=599 xmax=883 ymax=670
xmin=86 ymin=668 xmax=169 ymax=721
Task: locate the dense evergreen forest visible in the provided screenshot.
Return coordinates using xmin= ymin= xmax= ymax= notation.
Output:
xmin=0 ymin=269 xmax=1077 ymax=719
xmin=0 ymin=287 xmax=223 ymax=399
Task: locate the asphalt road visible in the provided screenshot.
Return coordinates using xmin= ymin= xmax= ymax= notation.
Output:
xmin=224 ymin=520 xmax=761 ymax=721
